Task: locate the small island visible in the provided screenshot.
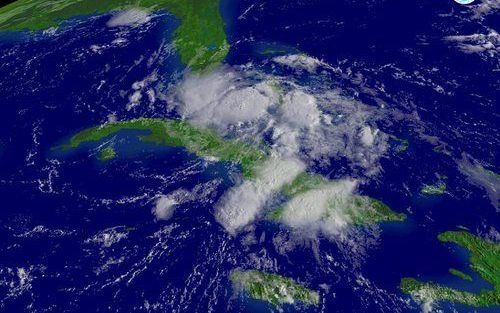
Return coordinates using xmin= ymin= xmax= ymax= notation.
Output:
xmin=98 ymin=147 xmax=117 ymax=161
xmin=400 ymin=231 xmax=500 ymax=307
xmin=421 ymin=179 xmax=447 ymax=195
xmin=449 ymin=268 xmax=473 ymax=282
xmin=230 ymin=270 xmax=320 ymax=306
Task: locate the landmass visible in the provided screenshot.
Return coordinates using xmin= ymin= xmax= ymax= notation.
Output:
xmin=400 ymin=231 xmax=500 ymax=307
xmin=230 ymin=270 xmax=320 ymax=306
xmin=449 ymin=268 xmax=472 ymax=282
xmin=98 ymin=147 xmax=117 ymax=161
xmin=59 ymin=118 xmax=266 ymax=178
xmin=421 ymin=176 xmax=447 ymax=195
xmin=0 ymin=0 xmax=229 ymax=71
xmin=421 ymin=182 xmax=446 ymax=195
xmin=270 ymin=172 xmax=406 ymax=225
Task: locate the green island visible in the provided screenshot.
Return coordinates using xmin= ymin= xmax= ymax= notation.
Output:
xmin=0 ymin=0 xmax=229 ymax=71
xmin=98 ymin=146 xmax=117 ymax=161
xmin=348 ymin=196 xmax=406 ymax=225
xmin=269 ymin=172 xmax=406 ymax=225
xmin=230 ymin=270 xmax=320 ymax=306
xmin=449 ymin=268 xmax=473 ymax=282
xmin=400 ymin=231 xmax=500 ymax=307
xmin=421 ymin=181 xmax=447 ymax=195
xmin=59 ymin=118 xmax=266 ymax=178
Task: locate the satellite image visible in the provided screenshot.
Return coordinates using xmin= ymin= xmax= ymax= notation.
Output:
xmin=0 ymin=1 xmax=498 ymax=312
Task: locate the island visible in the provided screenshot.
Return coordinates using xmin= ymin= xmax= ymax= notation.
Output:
xmin=448 ymin=268 xmax=472 ymax=282
xmin=0 ymin=0 xmax=229 ymax=71
xmin=400 ymin=231 xmax=500 ymax=307
xmin=58 ymin=118 xmax=266 ymax=178
xmin=97 ymin=146 xmax=117 ymax=161
xmin=420 ymin=181 xmax=446 ymax=195
xmin=269 ymin=172 xmax=407 ymax=225
xmin=230 ymin=270 xmax=320 ymax=306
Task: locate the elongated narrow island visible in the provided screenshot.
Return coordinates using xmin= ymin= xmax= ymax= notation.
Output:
xmin=449 ymin=268 xmax=472 ymax=282
xmin=59 ymin=118 xmax=266 ymax=178
xmin=400 ymin=231 xmax=500 ymax=307
xmin=0 ymin=0 xmax=229 ymax=71
xmin=230 ymin=270 xmax=320 ymax=306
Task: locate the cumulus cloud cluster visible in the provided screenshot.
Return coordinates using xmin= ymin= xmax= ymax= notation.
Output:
xmin=458 ymin=153 xmax=500 ymax=211
xmin=154 ymin=194 xmax=179 ymax=221
xmin=170 ymin=62 xmax=388 ymax=234
xmin=472 ymin=0 xmax=500 ymax=19
xmin=445 ymin=29 xmax=499 ymax=57
xmin=272 ymin=54 xmax=332 ymax=73
xmin=216 ymin=157 xmax=305 ymax=234
xmin=175 ymin=69 xmax=278 ymax=130
xmin=107 ymin=9 xmax=151 ymax=28
xmin=281 ymin=179 xmax=358 ymax=235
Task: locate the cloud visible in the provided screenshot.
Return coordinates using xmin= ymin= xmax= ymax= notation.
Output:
xmin=472 ymin=0 xmax=500 ymax=19
xmin=359 ymin=126 xmax=378 ymax=147
xmin=215 ymin=157 xmax=305 ymax=234
xmin=171 ymin=62 xmax=389 ymax=234
xmin=107 ymin=9 xmax=151 ymax=28
xmin=273 ymin=54 xmax=331 ymax=73
xmin=457 ymin=153 xmax=499 ymax=211
xmin=174 ymin=68 xmax=277 ymax=131
xmin=280 ymin=179 xmax=358 ymax=236
xmin=279 ymin=90 xmax=321 ymax=128
xmin=445 ymin=29 xmax=499 ymax=57
xmin=154 ymin=194 xmax=179 ymax=220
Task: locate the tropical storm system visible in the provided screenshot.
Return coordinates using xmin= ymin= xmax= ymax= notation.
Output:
xmin=0 ymin=1 xmax=498 ymax=313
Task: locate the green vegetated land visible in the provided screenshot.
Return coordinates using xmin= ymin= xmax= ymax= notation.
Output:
xmin=401 ymin=231 xmax=500 ymax=307
xmin=449 ymin=268 xmax=473 ymax=282
xmin=60 ymin=118 xmax=265 ymax=178
xmin=421 ymin=181 xmax=446 ymax=195
xmin=0 ymin=0 xmax=228 ymax=71
xmin=230 ymin=270 xmax=320 ymax=306
xmin=98 ymin=146 xmax=117 ymax=161
xmin=270 ymin=172 xmax=406 ymax=224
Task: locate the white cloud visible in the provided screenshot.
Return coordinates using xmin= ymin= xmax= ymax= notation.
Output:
xmin=154 ymin=194 xmax=179 ymax=221
xmin=87 ymin=227 xmax=128 ymax=248
xmin=360 ymin=126 xmax=378 ymax=147
xmin=215 ymin=157 xmax=305 ymax=234
xmin=175 ymin=68 xmax=277 ymax=130
xmin=457 ymin=153 xmax=499 ymax=211
xmin=279 ymin=90 xmax=321 ymax=128
xmin=472 ymin=0 xmax=500 ymax=19
xmin=445 ymin=29 xmax=499 ymax=57
xmin=273 ymin=54 xmax=330 ymax=73
xmin=107 ymin=9 xmax=151 ymax=28
xmin=421 ymin=300 xmax=434 ymax=313
xmin=280 ymin=179 xmax=358 ymax=235
xmin=171 ymin=62 xmax=389 ymax=234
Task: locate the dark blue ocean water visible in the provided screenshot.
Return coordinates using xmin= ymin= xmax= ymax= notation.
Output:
xmin=0 ymin=1 xmax=498 ymax=312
